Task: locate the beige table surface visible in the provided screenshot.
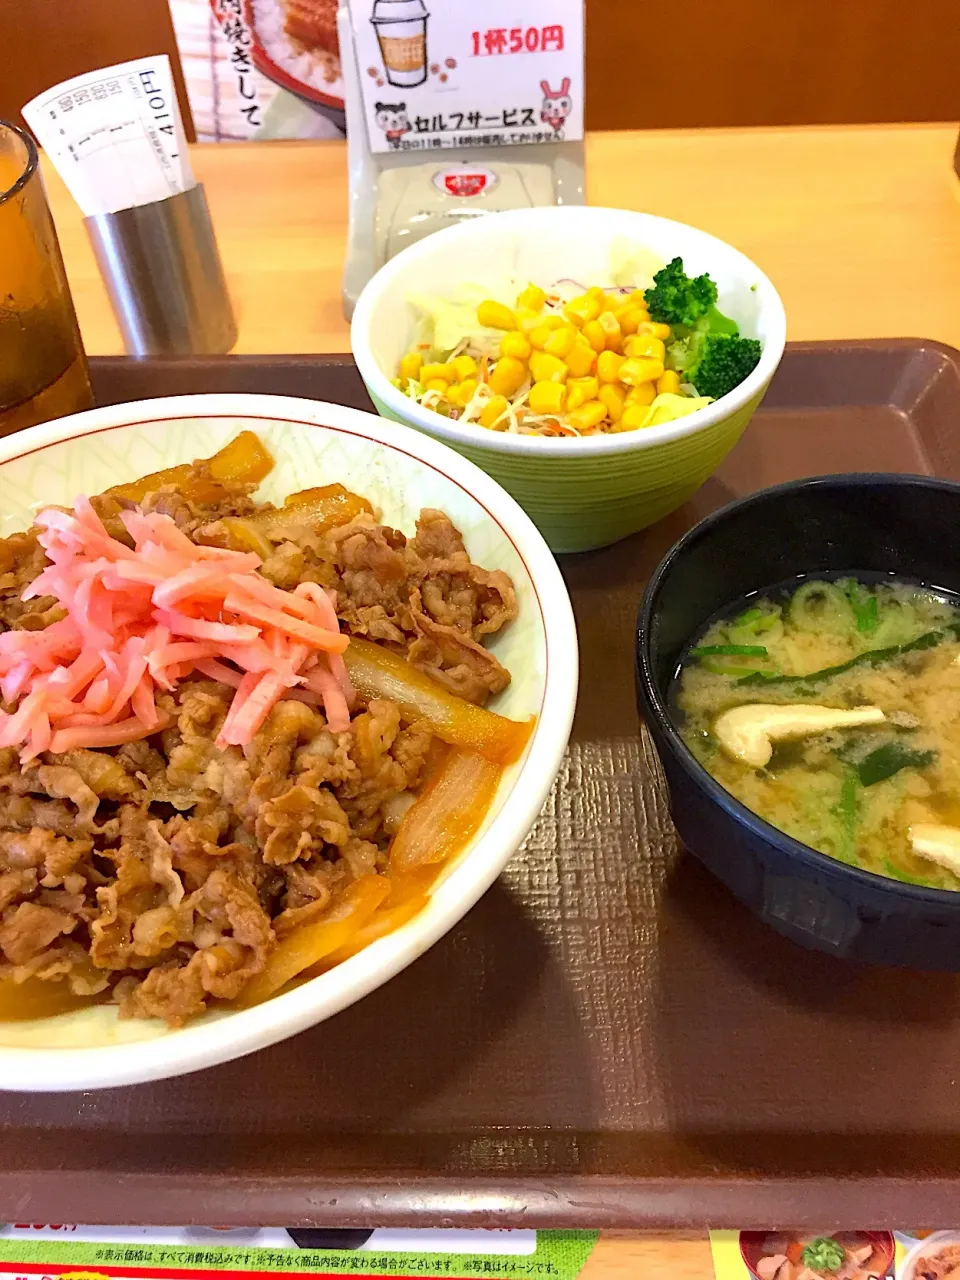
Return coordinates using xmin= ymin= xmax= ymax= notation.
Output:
xmin=46 ymin=123 xmax=960 ymax=359
xmin=44 ymin=122 xmax=960 ymax=1280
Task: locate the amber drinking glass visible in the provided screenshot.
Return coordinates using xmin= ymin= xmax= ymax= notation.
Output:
xmin=0 ymin=119 xmax=93 ymax=435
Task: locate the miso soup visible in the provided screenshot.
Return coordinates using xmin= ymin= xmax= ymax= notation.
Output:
xmin=672 ymin=577 xmax=960 ymax=890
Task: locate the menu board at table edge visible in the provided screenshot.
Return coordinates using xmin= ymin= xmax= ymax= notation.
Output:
xmin=711 ymin=1229 xmax=960 ymax=1280
xmin=0 ymin=1226 xmax=598 ymax=1280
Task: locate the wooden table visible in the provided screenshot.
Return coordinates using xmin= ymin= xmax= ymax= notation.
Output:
xmin=47 ymin=123 xmax=960 ymax=359
xmin=43 ymin=123 xmax=960 ymax=1280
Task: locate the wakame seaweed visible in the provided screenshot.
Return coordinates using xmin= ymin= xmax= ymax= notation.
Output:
xmin=737 ymin=623 xmax=960 ymax=687
xmin=689 ymin=644 xmax=768 ymax=658
xmin=855 ymin=741 xmax=937 ymax=787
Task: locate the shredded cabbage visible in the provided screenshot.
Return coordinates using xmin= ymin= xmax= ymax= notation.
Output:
xmin=609 ymin=238 xmax=664 ymax=291
xmin=636 ymin=392 xmax=713 ymax=429
xmin=408 ymin=283 xmax=509 ymax=354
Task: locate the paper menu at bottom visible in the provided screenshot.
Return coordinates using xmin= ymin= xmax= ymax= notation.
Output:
xmin=0 ymin=1226 xmax=598 ymax=1280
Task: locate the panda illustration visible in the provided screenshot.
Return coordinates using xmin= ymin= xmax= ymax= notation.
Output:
xmin=374 ymin=101 xmax=411 ymax=149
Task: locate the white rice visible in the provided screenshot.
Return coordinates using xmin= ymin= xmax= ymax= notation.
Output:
xmin=251 ymin=0 xmax=344 ymax=100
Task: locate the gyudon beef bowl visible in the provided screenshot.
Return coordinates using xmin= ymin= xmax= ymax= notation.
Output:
xmin=0 ymin=393 xmax=576 ymax=1090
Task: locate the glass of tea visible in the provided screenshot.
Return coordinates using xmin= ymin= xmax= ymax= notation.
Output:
xmin=0 ymin=119 xmax=93 ymax=436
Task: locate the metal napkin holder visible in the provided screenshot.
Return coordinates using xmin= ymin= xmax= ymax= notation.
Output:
xmin=84 ymin=184 xmax=237 ymax=358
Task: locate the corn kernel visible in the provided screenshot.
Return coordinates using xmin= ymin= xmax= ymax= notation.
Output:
xmin=566 ymin=375 xmax=599 ymax=411
xmin=597 ymin=350 xmax=626 ymax=383
xmin=399 ymin=352 xmax=423 ymax=381
xmin=582 ymin=320 xmax=606 ymax=353
xmin=637 ymin=321 xmax=672 ymax=341
xmin=626 ymin=383 xmax=657 ymax=407
xmin=455 ymin=378 xmax=479 ymax=405
xmin=479 ymin=395 xmax=509 ymax=428
xmin=516 ymin=307 xmax=541 ymax=331
xmin=563 ymin=342 xmax=596 ymax=378
xmin=477 ymin=300 xmax=518 ymax=331
xmin=529 ymin=317 xmax=565 ymax=348
xmin=619 ymin=356 xmax=665 ymax=386
xmin=517 ymin=284 xmax=546 ymax=312
xmin=489 ymin=356 xmax=528 ymax=397
xmin=617 ymin=403 xmax=654 ymax=432
xmin=543 ymin=326 xmax=578 ymax=358
xmin=615 ymin=306 xmax=642 ymax=336
xmin=586 ymin=286 xmax=607 ymax=308
xmin=528 ymin=381 xmax=568 ymax=415
xmin=529 ymin=351 xmax=568 ymax=383
xmin=566 ymin=400 xmax=609 ymax=431
xmin=623 ymin=334 xmax=666 ymax=362
xmin=564 ymin=293 xmax=602 ymax=326
xmin=424 ymin=378 xmax=449 ymax=394
xmin=451 ymin=354 xmax=478 ymax=381
xmin=597 ymin=311 xmax=622 ymax=352
xmin=657 ymin=370 xmax=681 ymax=395
xmin=626 ymin=290 xmax=649 ymax=308
xmin=421 ymin=362 xmax=454 ymax=383
xmin=500 ymin=331 xmax=532 ymax=360
xmin=598 ymin=383 xmax=627 ymax=423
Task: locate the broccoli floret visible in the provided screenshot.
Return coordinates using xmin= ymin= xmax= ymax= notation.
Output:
xmin=665 ymin=327 xmax=705 ymax=376
xmin=688 ymin=334 xmax=762 ymax=399
xmin=647 ymin=257 xmax=762 ymax=398
xmin=644 ymin=257 xmax=718 ymax=326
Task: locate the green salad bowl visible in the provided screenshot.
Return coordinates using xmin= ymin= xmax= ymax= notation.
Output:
xmin=351 ymin=206 xmax=786 ymax=554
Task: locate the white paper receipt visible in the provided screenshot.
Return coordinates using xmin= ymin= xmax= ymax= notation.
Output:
xmin=346 ymin=0 xmax=584 ymax=155
xmin=22 ymin=55 xmax=194 ymax=216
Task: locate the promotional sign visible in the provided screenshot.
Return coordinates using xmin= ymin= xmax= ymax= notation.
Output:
xmin=347 ymin=0 xmax=584 ymax=153
xmin=168 ymin=0 xmax=346 ymax=141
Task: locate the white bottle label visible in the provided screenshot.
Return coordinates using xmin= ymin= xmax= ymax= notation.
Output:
xmin=431 ymin=165 xmax=499 ymax=196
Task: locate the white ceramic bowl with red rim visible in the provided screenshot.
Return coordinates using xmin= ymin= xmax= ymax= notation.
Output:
xmin=0 ymin=393 xmax=577 ymax=1090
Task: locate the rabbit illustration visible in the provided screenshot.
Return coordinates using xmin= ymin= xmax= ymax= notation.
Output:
xmin=540 ymin=78 xmax=573 ymax=138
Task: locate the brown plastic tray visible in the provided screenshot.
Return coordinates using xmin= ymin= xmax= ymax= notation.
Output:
xmin=3 ymin=340 xmax=960 ymax=1230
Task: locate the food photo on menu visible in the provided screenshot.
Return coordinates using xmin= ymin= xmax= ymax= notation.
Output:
xmin=169 ymin=0 xmax=346 ymax=139
xmin=711 ymin=1233 xmax=960 ymax=1280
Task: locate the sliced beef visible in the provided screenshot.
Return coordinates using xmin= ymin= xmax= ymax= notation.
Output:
xmin=0 ymin=901 xmax=76 ymax=964
xmin=0 ymin=487 xmax=517 ymax=1025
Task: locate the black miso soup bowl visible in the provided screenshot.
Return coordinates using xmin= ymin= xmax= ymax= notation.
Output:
xmin=636 ymin=473 xmax=960 ymax=969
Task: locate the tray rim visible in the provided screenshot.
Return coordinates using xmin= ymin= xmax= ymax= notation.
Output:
xmin=16 ymin=335 xmax=960 ymax=1230
xmin=3 ymin=1168 xmax=960 ymax=1230
xmin=86 ymin=336 xmax=960 ymax=370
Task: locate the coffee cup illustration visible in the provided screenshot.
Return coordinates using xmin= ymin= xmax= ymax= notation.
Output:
xmin=371 ymin=0 xmax=429 ymax=88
